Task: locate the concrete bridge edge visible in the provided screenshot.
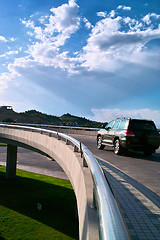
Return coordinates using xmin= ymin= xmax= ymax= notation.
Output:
xmin=0 ymin=127 xmax=99 ymax=240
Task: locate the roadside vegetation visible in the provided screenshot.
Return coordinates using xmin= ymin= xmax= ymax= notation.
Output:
xmin=0 ymin=166 xmax=78 ymax=240
xmin=0 ymin=107 xmax=105 ymax=127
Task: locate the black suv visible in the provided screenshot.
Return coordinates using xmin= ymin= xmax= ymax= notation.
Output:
xmin=97 ymin=118 xmax=160 ymax=156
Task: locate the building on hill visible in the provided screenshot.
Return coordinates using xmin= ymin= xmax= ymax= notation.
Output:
xmin=0 ymin=106 xmax=13 ymax=112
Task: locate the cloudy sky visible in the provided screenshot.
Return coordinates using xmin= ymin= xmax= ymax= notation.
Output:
xmin=0 ymin=0 xmax=160 ymax=126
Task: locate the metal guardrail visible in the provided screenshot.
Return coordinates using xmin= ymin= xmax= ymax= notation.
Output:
xmin=0 ymin=124 xmax=130 ymax=240
xmin=0 ymin=122 xmax=100 ymax=131
xmin=1 ymin=122 xmax=159 ymax=133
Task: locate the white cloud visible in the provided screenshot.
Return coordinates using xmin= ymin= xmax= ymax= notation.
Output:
xmin=109 ymin=10 xmax=116 ymax=18
xmin=27 ymin=31 xmax=34 ymax=36
xmin=0 ymin=36 xmax=7 ymax=42
xmin=46 ymin=0 xmax=80 ymax=41
xmin=0 ymin=2 xmax=160 ymax=117
xmin=80 ymin=12 xmax=160 ymax=71
xmin=21 ymin=0 xmax=80 ymax=48
xmin=0 ymin=0 xmax=81 ymax=91
xmin=49 ymin=0 xmax=80 ymax=31
xmin=18 ymin=3 xmax=160 ymax=75
xmin=21 ymin=19 xmax=47 ymax=42
xmin=0 ymin=50 xmax=19 ymax=58
xmin=21 ymin=19 xmax=35 ymax=28
xmin=0 ymin=70 xmax=20 ymax=93
xmin=88 ymin=108 xmax=160 ymax=128
xmin=39 ymin=15 xmax=49 ymax=24
xmin=117 ymin=5 xmax=131 ymax=11
xmin=142 ymin=13 xmax=160 ymax=25
xmin=26 ymin=42 xmax=74 ymax=70
xmin=2 ymin=5 xmax=160 ymax=95
xmin=143 ymin=14 xmax=151 ymax=25
xmin=97 ymin=12 xmax=107 ymax=18
xmin=97 ymin=10 xmax=117 ymax=19
xmin=83 ymin=17 xmax=92 ymax=29
xmin=10 ymin=37 xmax=16 ymax=42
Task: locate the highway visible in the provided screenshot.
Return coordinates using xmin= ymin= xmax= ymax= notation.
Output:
xmin=0 ymin=145 xmax=68 ymax=180
xmin=71 ymin=134 xmax=160 ymax=240
xmin=0 ymin=134 xmax=159 ymax=195
xmin=70 ymin=134 xmax=160 ymax=196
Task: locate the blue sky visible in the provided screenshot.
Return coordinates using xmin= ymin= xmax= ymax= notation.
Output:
xmin=0 ymin=0 xmax=160 ymax=126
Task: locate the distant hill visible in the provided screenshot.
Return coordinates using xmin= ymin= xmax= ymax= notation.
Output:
xmin=0 ymin=106 xmax=106 ymax=128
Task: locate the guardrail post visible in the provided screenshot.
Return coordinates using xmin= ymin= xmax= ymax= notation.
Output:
xmin=93 ymin=187 xmax=97 ymax=209
xmin=6 ymin=144 xmax=17 ymax=179
xmin=66 ymin=139 xmax=69 ymax=145
xmin=83 ymin=156 xmax=88 ymax=167
xmin=57 ymin=133 xmax=61 ymax=140
xmin=74 ymin=145 xmax=79 ymax=152
xmin=80 ymin=142 xmax=83 ymax=158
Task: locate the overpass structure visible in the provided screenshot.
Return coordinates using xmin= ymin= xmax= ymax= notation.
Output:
xmin=0 ymin=124 xmax=130 ymax=240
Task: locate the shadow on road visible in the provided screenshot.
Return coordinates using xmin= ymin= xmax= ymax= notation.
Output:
xmin=122 ymin=150 xmax=160 ymax=162
xmin=103 ymin=146 xmax=160 ymax=162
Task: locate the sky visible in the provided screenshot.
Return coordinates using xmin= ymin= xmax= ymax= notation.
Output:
xmin=0 ymin=0 xmax=160 ymax=127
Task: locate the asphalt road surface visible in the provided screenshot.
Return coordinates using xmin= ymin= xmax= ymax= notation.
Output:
xmin=0 ymin=145 xmax=68 ymax=180
xmin=70 ymin=134 xmax=160 ymax=196
xmin=0 ymin=134 xmax=160 ymax=196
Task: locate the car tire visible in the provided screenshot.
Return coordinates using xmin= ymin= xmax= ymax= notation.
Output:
xmin=97 ymin=136 xmax=105 ymax=150
xmin=143 ymin=150 xmax=155 ymax=156
xmin=114 ymin=139 xmax=122 ymax=155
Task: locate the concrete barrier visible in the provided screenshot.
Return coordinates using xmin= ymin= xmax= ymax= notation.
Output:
xmin=46 ymin=127 xmax=98 ymax=136
xmin=0 ymin=123 xmax=99 ymax=136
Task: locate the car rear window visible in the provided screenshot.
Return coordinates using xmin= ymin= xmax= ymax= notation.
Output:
xmin=129 ymin=120 xmax=156 ymax=131
xmin=119 ymin=120 xmax=128 ymax=129
xmin=106 ymin=120 xmax=115 ymax=129
xmin=112 ymin=120 xmax=121 ymax=129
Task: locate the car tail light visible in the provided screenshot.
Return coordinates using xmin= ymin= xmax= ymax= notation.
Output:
xmin=125 ymin=130 xmax=135 ymax=136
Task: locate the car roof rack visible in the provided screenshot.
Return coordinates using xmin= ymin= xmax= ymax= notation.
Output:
xmin=116 ymin=117 xmax=130 ymax=120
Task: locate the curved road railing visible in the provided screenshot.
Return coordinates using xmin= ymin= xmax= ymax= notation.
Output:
xmin=0 ymin=122 xmax=100 ymax=130
xmin=0 ymin=124 xmax=130 ymax=240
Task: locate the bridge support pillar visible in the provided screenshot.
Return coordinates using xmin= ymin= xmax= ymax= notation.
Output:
xmin=6 ymin=145 xmax=17 ymax=179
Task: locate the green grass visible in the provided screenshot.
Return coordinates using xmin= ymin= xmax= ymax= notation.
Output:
xmin=0 ymin=166 xmax=78 ymax=240
xmin=0 ymin=143 xmax=7 ymax=146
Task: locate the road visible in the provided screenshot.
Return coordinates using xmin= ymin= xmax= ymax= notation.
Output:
xmin=71 ymin=134 xmax=160 ymax=240
xmin=70 ymin=134 xmax=160 ymax=196
xmin=0 ymin=145 xmax=68 ymax=180
xmin=0 ymin=134 xmax=159 ymax=195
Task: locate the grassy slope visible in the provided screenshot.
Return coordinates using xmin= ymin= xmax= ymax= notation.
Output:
xmin=0 ymin=167 xmax=78 ymax=240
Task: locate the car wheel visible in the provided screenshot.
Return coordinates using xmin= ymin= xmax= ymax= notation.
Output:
xmin=143 ymin=150 xmax=154 ymax=156
xmin=97 ymin=136 xmax=105 ymax=150
xmin=114 ymin=139 xmax=122 ymax=155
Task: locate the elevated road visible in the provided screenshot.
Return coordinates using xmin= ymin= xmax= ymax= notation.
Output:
xmin=70 ymin=135 xmax=160 ymax=196
xmin=0 ymin=130 xmax=160 ymax=239
xmin=70 ymin=134 xmax=160 ymax=240
xmin=1 ymin=134 xmax=159 ymax=194
xmin=0 ymin=125 xmax=130 ymax=240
